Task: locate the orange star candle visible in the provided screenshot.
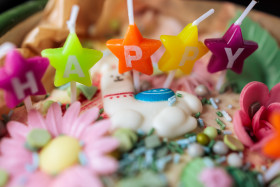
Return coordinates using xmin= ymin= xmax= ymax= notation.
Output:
xmin=106 ymin=0 xmax=161 ymax=92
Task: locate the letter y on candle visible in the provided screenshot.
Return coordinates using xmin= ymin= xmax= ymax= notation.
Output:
xmin=205 ymin=24 xmax=258 ymax=74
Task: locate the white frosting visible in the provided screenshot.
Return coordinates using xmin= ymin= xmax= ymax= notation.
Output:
xmin=101 ymin=68 xmax=203 ymax=139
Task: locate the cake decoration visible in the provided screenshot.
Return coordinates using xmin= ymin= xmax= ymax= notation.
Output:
xmin=0 ymin=102 xmax=118 ymax=186
xmin=101 ymin=67 xmax=202 ymax=138
xmin=42 ymin=5 xmax=103 ymax=103
xmin=226 ymin=11 xmax=280 ymax=92
xmin=205 ymin=0 xmax=258 ymax=91
xmin=262 ymin=112 xmax=280 ymax=159
xmin=106 ymin=0 xmax=161 ymax=92
xmin=233 ymin=81 xmax=280 ymax=150
xmin=158 ymin=9 xmax=213 ymax=88
xmin=1 ymin=0 xmax=280 ymax=186
xmin=0 ymin=49 xmax=49 ymax=109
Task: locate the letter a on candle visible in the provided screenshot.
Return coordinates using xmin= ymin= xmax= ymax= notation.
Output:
xmin=0 ymin=50 xmax=49 ymax=108
xmin=107 ymin=24 xmax=161 ymax=75
xmin=63 ymin=55 xmax=85 ymax=78
xmin=42 ymin=33 xmax=103 ymax=86
xmin=205 ymin=24 xmax=258 ymax=74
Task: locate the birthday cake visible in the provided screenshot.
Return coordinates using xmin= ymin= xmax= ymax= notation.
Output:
xmin=0 ymin=0 xmax=280 ymax=187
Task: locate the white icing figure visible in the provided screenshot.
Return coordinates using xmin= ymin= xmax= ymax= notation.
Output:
xmin=101 ymin=68 xmax=203 ymax=138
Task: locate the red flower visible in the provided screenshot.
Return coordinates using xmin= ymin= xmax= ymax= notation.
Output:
xmin=233 ymin=82 xmax=280 ymax=151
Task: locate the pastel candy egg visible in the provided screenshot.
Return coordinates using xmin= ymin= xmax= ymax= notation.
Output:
xmin=0 ymin=169 xmax=9 ymax=187
xmin=39 ymin=136 xmax=81 ymax=175
xmin=188 ymin=143 xmax=204 ymax=158
xmin=227 ymin=153 xmax=243 ymax=168
xmin=204 ymin=126 xmax=218 ymax=139
xmin=224 ymin=135 xmax=244 ymax=151
xmin=213 ymin=141 xmax=229 ymax=155
xmin=27 ymin=129 xmax=51 ymax=149
xmin=113 ymin=128 xmax=138 ymax=152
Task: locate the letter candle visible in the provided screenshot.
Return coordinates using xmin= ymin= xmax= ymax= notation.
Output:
xmin=42 ymin=5 xmax=103 ymax=103
xmin=106 ymin=0 xmax=161 ymax=93
xmin=158 ymin=9 xmax=214 ymax=89
xmin=205 ymin=0 xmax=259 ymax=90
xmin=0 ymin=43 xmax=49 ymax=110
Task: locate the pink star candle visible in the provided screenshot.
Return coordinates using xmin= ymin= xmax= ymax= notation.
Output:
xmin=0 ymin=50 xmax=49 ymax=109
xmin=205 ymin=24 xmax=258 ymax=74
xmin=204 ymin=0 xmax=258 ymax=90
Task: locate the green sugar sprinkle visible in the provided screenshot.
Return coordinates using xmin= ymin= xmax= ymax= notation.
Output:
xmin=99 ymin=108 xmax=104 ymax=115
xmin=216 ymin=118 xmax=226 ymax=130
xmin=148 ymin=128 xmax=155 ymax=136
xmin=194 ymin=112 xmax=201 ymax=118
xmin=176 ymin=93 xmax=182 ymax=98
xmin=184 ymin=133 xmax=196 ymax=138
xmin=216 ymin=111 xmax=223 ymax=117
xmin=201 ymin=98 xmax=207 ymax=105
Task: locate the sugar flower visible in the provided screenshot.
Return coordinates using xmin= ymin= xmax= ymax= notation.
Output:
xmin=0 ymin=102 xmax=119 ymax=187
xmin=233 ymin=81 xmax=280 ymax=151
xmin=199 ymin=167 xmax=233 ymax=187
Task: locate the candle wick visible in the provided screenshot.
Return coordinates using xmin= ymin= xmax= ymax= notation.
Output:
xmin=192 ymin=9 xmax=215 ymax=26
xmin=127 ymin=0 xmax=134 ymax=25
xmin=235 ymin=0 xmax=258 ymax=25
xmin=67 ymin=5 xmax=80 ymax=33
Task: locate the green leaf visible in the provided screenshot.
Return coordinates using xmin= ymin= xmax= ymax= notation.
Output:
xmin=226 ymin=12 xmax=280 ymax=92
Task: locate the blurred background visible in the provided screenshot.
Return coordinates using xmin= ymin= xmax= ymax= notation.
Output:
xmin=0 ymin=0 xmax=278 ymax=17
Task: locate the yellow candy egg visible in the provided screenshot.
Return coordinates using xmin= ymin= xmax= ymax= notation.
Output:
xmin=39 ymin=136 xmax=81 ymax=175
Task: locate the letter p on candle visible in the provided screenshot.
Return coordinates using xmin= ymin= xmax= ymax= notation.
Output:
xmin=11 ymin=71 xmax=38 ymax=100
xmin=124 ymin=45 xmax=142 ymax=67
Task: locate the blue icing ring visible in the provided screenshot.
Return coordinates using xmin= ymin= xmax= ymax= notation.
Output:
xmin=135 ymin=88 xmax=175 ymax=102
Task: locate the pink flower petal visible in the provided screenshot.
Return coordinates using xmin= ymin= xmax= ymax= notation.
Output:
xmin=52 ymin=166 xmax=103 ymax=187
xmin=6 ymin=121 xmax=30 ymax=140
xmin=46 ymin=102 xmax=63 ymax=136
xmin=26 ymin=171 xmax=52 ymax=187
xmin=266 ymin=83 xmax=280 ymax=107
xmin=252 ymin=106 xmax=266 ymax=138
xmin=69 ymin=107 xmax=99 ymax=138
xmin=89 ymin=156 xmax=118 ymax=175
xmin=0 ymin=138 xmax=26 ymax=156
xmin=233 ymin=110 xmax=254 ymax=147
xmin=85 ymin=137 xmax=119 ymax=156
xmin=27 ymin=110 xmax=47 ymax=129
xmin=80 ymin=120 xmax=111 ymax=143
xmin=240 ymin=82 xmax=269 ymax=117
xmin=62 ymin=102 xmax=81 ymax=134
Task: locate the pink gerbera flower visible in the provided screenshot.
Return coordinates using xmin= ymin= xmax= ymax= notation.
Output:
xmin=0 ymin=102 xmax=119 ymax=187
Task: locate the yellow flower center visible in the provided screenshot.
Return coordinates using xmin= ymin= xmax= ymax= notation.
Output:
xmin=39 ymin=136 xmax=81 ymax=175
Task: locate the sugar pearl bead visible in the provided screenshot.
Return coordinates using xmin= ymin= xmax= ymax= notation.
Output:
xmin=213 ymin=141 xmax=229 ymax=155
xmin=204 ymin=127 xmax=218 ymax=139
xmin=188 ymin=143 xmax=204 ymax=157
xmin=227 ymin=153 xmax=243 ymax=167
xmin=195 ymin=85 xmax=209 ymax=97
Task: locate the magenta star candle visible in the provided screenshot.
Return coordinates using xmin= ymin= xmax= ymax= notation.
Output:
xmin=205 ymin=0 xmax=258 ymax=74
xmin=0 ymin=50 xmax=49 ymax=109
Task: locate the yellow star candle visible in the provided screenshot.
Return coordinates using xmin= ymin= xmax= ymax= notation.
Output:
xmin=158 ymin=9 xmax=214 ymax=88
xmin=42 ymin=5 xmax=103 ymax=103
